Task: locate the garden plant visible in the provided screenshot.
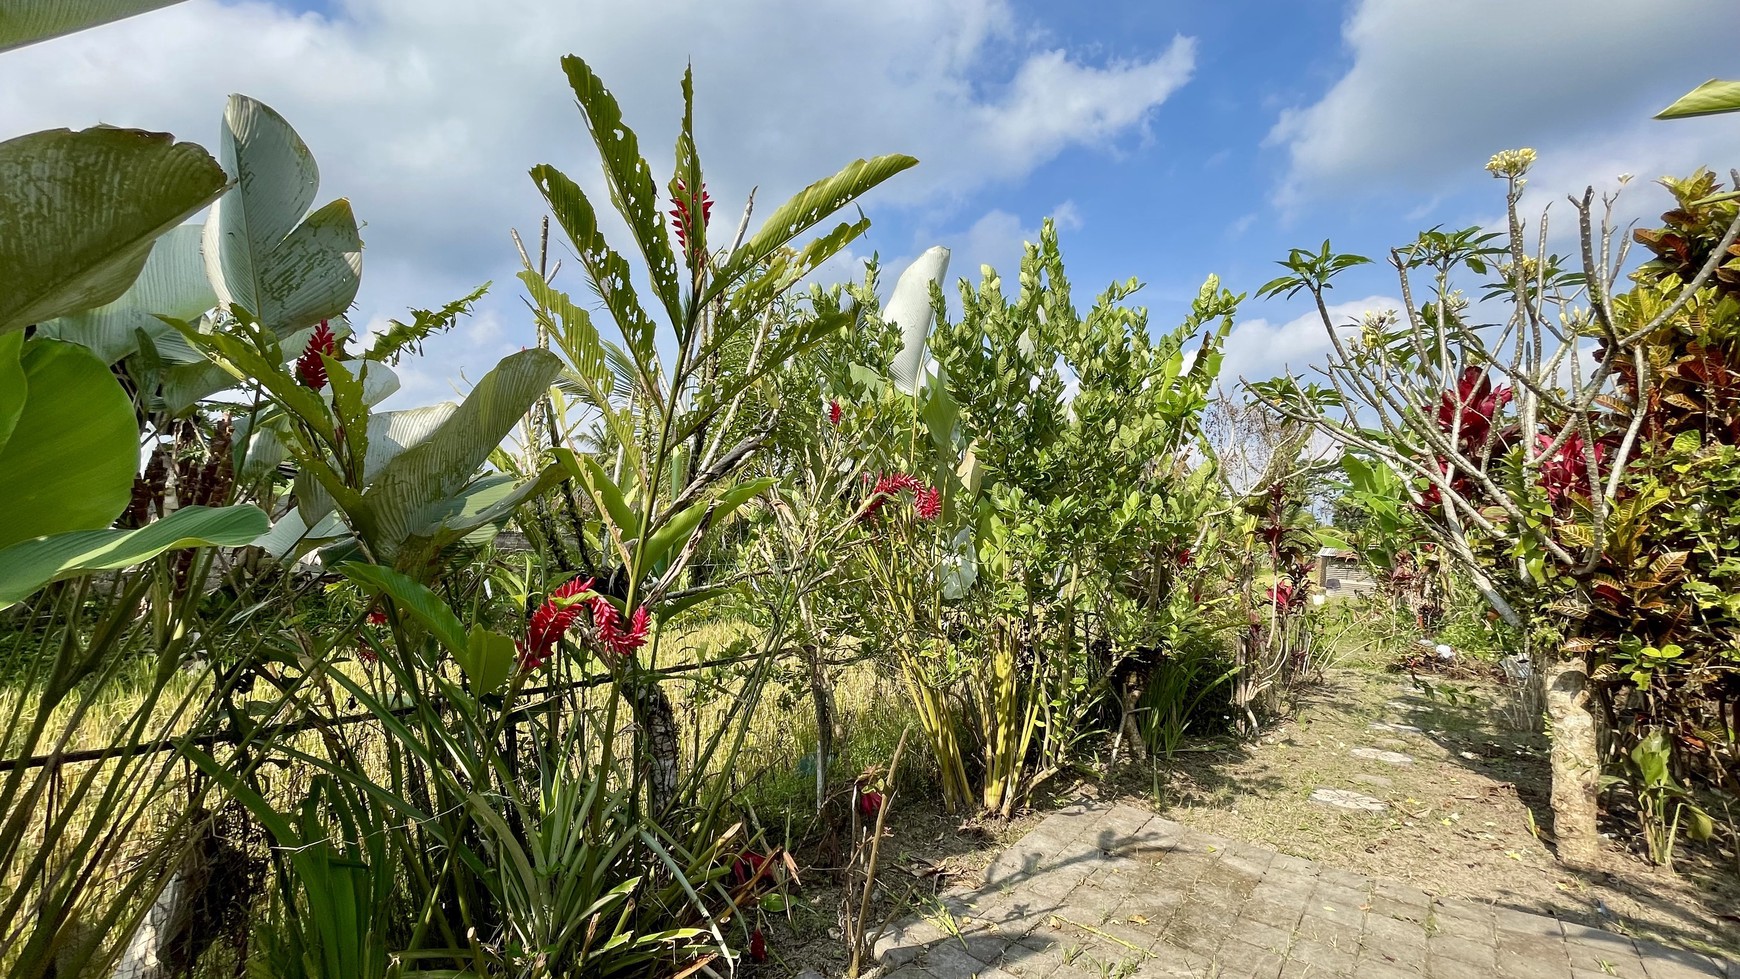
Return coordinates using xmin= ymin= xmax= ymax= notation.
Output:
xmin=3 ymin=7 xmax=1739 ymax=979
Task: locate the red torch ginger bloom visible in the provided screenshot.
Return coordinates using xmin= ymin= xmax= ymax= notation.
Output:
xmin=1176 ymin=547 xmax=1193 ymax=569
xmin=670 ymin=178 xmax=714 ymax=253
xmin=749 ymin=928 xmax=768 ymax=964
xmin=828 ymin=399 xmax=842 ymax=426
xmin=366 ymin=608 xmax=388 ymax=626
xmin=590 ymin=598 xmax=651 ymax=658
xmin=295 ymin=320 xmax=337 ymax=391
xmin=858 ymin=789 xmax=884 ymax=819
xmin=518 ymin=577 xmax=594 ymax=671
xmin=913 ymin=485 xmax=941 ymax=521
xmin=861 ymin=472 xmax=922 ymax=521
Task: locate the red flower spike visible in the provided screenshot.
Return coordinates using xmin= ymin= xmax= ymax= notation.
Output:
xmin=913 ymin=485 xmax=941 ymax=521
xmin=670 ymin=178 xmax=714 ymax=254
xmin=828 ymin=399 xmax=842 ymax=427
xmin=366 ymin=608 xmax=389 ymax=626
xmin=1175 ymin=547 xmax=1193 ymax=569
xmin=590 ymin=598 xmax=651 ymax=658
xmin=733 ymin=850 xmax=770 ymax=887
xmin=858 ymin=790 xmax=884 ymax=818
xmin=861 ymin=472 xmax=923 ymax=521
xmin=749 ymin=928 xmax=768 ymax=964
xmin=295 ymin=320 xmax=337 ymax=391
xmin=518 ymin=577 xmax=594 ymax=672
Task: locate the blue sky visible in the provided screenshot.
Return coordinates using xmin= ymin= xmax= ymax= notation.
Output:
xmin=5 ymin=0 xmax=1738 ymax=404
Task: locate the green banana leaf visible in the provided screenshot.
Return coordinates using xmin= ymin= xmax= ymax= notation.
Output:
xmin=203 ymin=94 xmax=361 ymax=336
xmin=0 ymin=126 xmax=228 ymax=334
xmin=886 ymin=246 xmax=950 ymax=395
xmin=0 ymin=504 xmax=268 ymax=609
xmin=0 ymin=0 xmax=187 ymax=53
xmin=36 ymin=222 xmax=215 ymax=363
xmin=0 ymin=337 xmax=138 ymax=549
xmin=1656 ymin=79 xmax=1740 ymax=120
xmin=356 ymin=348 xmax=562 ymax=561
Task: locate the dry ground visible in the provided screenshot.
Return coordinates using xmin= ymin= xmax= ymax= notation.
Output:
xmin=1148 ymin=669 xmax=1737 ymax=959
xmin=769 ymin=667 xmax=1737 ymax=975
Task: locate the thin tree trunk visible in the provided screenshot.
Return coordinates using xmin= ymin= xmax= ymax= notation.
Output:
xmin=631 ymin=678 xmax=680 ymax=814
xmin=1542 ymin=654 xmax=1603 ymax=866
xmin=808 ymin=647 xmax=834 ymax=816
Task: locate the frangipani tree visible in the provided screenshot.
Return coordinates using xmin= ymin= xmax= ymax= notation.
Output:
xmin=1251 ymin=150 xmax=1740 ymax=865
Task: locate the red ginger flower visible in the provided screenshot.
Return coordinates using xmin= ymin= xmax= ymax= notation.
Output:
xmin=295 ymin=320 xmax=337 ymax=391
xmin=670 ymin=178 xmax=713 ymax=253
xmin=1176 ymin=547 xmax=1193 ymax=569
xmin=913 ymin=486 xmax=941 ymax=521
xmin=861 ymin=472 xmax=929 ymax=521
xmin=749 ymin=928 xmax=768 ymax=964
xmin=590 ymin=598 xmax=650 ymax=658
xmin=733 ymin=850 xmax=770 ymax=887
xmin=518 ymin=577 xmax=594 ymax=671
xmin=828 ymin=399 xmax=842 ymax=426
xmin=1437 ymin=366 xmax=1512 ymax=450
xmin=858 ymin=789 xmax=884 ymax=818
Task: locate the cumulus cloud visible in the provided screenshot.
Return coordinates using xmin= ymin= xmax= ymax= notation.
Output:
xmin=1268 ymin=0 xmax=1740 ymax=210
xmin=941 ymin=199 xmax=1083 ymax=289
xmin=1221 ymin=294 xmax=1400 ymax=384
xmin=0 ymin=0 xmax=1195 ymax=404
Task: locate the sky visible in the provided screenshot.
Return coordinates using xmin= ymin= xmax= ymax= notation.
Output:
xmin=6 ymin=0 xmax=1740 ymax=407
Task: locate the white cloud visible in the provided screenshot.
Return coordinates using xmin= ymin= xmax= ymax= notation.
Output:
xmin=1268 ymin=0 xmax=1740 ymax=210
xmin=974 ymin=43 xmax=1195 ymax=170
xmin=1221 ymin=294 xmax=1400 ymax=384
xmin=950 ymin=202 xmax=1081 ymax=287
xmin=0 ymin=0 xmax=1195 ymax=404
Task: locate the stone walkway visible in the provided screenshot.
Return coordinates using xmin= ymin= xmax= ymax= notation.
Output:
xmin=874 ymin=802 xmax=1732 ymax=979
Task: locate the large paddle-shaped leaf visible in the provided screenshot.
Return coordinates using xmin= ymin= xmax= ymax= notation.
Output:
xmin=1657 ymin=79 xmax=1740 ymax=120
xmin=36 ymin=223 xmax=214 ymax=363
xmin=0 ymin=504 xmax=268 ymax=609
xmin=0 ymin=127 xmax=227 ymax=334
xmin=0 ymin=0 xmax=187 ymax=52
xmin=701 ymin=152 xmax=919 ymax=307
xmin=356 ymin=348 xmax=563 ymax=561
xmin=203 ymin=95 xmax=361 ymax=336
xmin=887 ymin=246 xmax=950 ymax=395
xmin=557 ymin=54 xmax=682 ymax=331
xmin=0 ymin=338 xmax=137 ymax=549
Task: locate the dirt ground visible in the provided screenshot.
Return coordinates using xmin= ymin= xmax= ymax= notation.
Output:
xmin=765 ymin=667 xmax=1737 ymax=976
xmin=1147 ymin=669 xmax=1738 ymax=959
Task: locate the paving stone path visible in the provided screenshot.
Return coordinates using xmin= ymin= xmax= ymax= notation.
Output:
xmin=1309 ymin=788 xmax=1388 ymax=812
xmin=875 ymin=802 xmax=1731 ymax=979
xmin=1350 ymin=747 xmax=1416 ymax=766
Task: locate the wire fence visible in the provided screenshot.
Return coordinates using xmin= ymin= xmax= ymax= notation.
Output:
xmin=0 ymin=651 xmax=763 ymax=774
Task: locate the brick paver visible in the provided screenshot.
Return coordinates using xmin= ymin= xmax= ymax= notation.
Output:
xmin=876 ymin=803 xmax=1732 ymax=979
